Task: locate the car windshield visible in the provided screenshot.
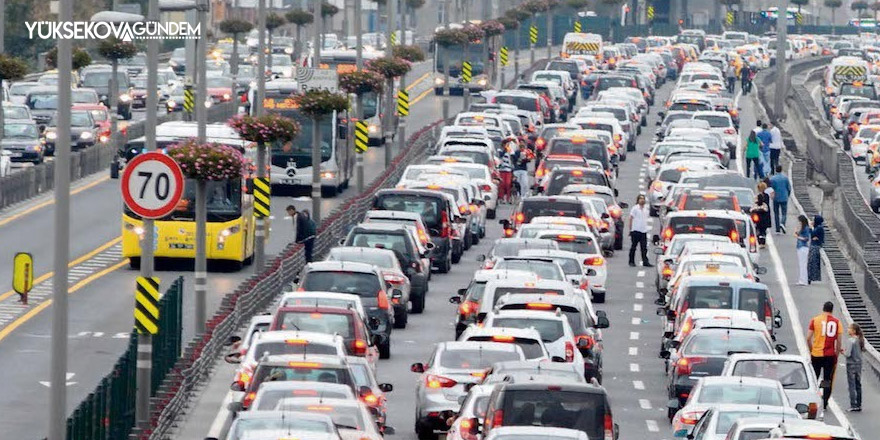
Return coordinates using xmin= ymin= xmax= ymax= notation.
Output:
xmin=4 ymin=123 xmax=38 ymax=138
xmin=731 ymin=360 xmax=810 ymax=389
xmin=501 ymin=390 xmax=606 ymax=438
xmin=439 ymin=348 xmax=522 ymax=369
xmin=3 ymin=107 xmax=29 ymax=120
xmin=9 ymin=83 xmax=34 ymax=96
xmin=374 ymin=194 xmax=441 ymax=229
xmin=694 ymin=115 xmax=731 ymax=128
xmin=207 ymin=77 xmax=233 ymax=88
xmin=327 ymin=250 xmax=394 ymax=269
xmin=301 ymin=271 xmax=381 ymax=297
xmin=348 ymin=233 xmax=408 ymax=255
xmin=696 ymin=383 xmax=784 ymax=406
xmin=88 ymin=109 xmax=109 ymax=122
xmin=495 ymin=260 xmax=564 ymax=281
xmin=82 ymin=71 xmax=128 ymax=88
xmin=521 ymin=201 xmax=584 ymax=220
xmin=27 ymin=93 xmax=58 ymax=110
xmin=130 ymin=77 xmax=148 ymax=88
xmin=275 ymin=310 xmax=353 ymax=337
xmin=492 ymin=317 xmax=565 ymax=342
xmin=684 ymin=331 xmax=771 ymax=356
xmin=669 ymin=216 xmax=736 ymax=237
xmin=252 ymin=340 xmax=339 ymax=358
xmin=72 ymin=90 xmax=97 ymax=103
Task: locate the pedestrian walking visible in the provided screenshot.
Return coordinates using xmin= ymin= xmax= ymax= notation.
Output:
xmin=757 ymin=123 xmax=772 ymax=176
xmin=769 ymin=121 xmax=783 ymax=172
xmin=295 ymin=208 xmax=317 ymax=262
xmin=808 ymin=215 xmax=825 ymax=284
xmin=512 ymin=144 xmax=532 ymax=198
xmin=807 ymin=301 xmax=842 ymax=409
xmin=843 ymin=323 xmax=865 ymax=412
xmin=745 ymin=131 xmax=762 ymax=179
xmin=628 ymin=194 xmax=653 ymax=268
xmin=497 ymin=149 xmax=514 ymax=203
xmin=769 ymin=166 xmax=791 ymax=233
xmin=726 ymin=63 xmax=737 ymax=94
xmin=796 ymin=215 xmax=811 ymax=286
xmin=741 ymin=64 xmax=752 ymax=95
xmin=751 ymin=185 xmax=771 ymax=248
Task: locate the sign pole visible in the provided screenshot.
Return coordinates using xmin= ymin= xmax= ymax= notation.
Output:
xmin=385 ymin=0 xmax=397 ymax=167
xmin=49 ymin=0 xmax=72 ymax=435
xmin=312 ymin=0 xmax=323 ymax=224
xmin=355 ymin=0 xmax=364 ymax=193
xmin=194 ymin=0 xmax=209 ymax=336
xmin=253 ymin=0 xmax=267 ymax=273
xmin=356 ymin=96 xmax=364 ymax=192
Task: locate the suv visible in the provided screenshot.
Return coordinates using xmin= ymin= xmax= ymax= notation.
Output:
xmin=78 ymin=67 xmax=133 ymax=120
xmin=504 ymin=196 xmax=589 ymax=231
xmin=294 ymin=262 xmax=395 ymax=358
xmin=342 ymin=223 xmax=431 ymax=313
xmin=372 ymin=188 xmax=457 ymax=273
xmin=231 ymin=354 xmax=357 ymax=410
xmin=482 ymin=381 xmax=618 ymax=440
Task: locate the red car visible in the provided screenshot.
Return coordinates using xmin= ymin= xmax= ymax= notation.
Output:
xmin=270 ymin=305 xmax=380 ymax=365
xmin=71 ymin=103 xmax=111 ymax=143
xmin=206 ymin=76 xmax=234 ymax=103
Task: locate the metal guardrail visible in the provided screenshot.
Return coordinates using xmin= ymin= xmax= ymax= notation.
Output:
xmin=0 ymin=102 xmax=237 ymax=212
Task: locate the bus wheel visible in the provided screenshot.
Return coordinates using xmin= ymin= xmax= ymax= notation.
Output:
xmin=128 ymin=257 xmax=140 ymax=270
xmin=322 ymin=185 xmax=339 ymax=198
xmin=434 ymin=88 xmax=443 ymax=96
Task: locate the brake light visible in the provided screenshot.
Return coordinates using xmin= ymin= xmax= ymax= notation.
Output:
xmin=764 ymin=301 xmax=773 ymax=329
xmin=288 ymin=361 xmax=322 ymax=368
xmin=752 ymin=213 xmax=759 ymax=223
xmin=243 ymin=391 xmax=256 ymax=408
xmin=565 ymin=341 xmax=575 ymax=362
xmin=352 ymin=339 xmax=368 ymax=355
xmin=614 ymin=134 xmax=622 ymax=141
xmin=460 ymin=418 xmax=480 ymax=440
xmin=384 ymin=273 xmax=407 ymax=286
xmin=536 ymin=137 xmax=546 ymax=150
xmin=729 ymin=230 xmax=740 ymax=243
xmin=459 ymin=300 xmax=478 ymax=316
xmin=662 ymin=264 xmax=673 ymax=278
xmin=426 ymin=374 xmax=457 ymax=388
xmin=663 ymin=227 xmax=673 ymax=241
xmin=492 ymin=335 xmax=516 ymax=342
xmin=480 ymin=184 xmax=492 ymax=192
xmin=526 ymin=302 xmax=554 ymax=310
xmin=515 ymin=212 xmax=525 ymax=224
xmin=749 ymin=234 xmax=757 ymax=253
xmin=584 ymin=256 xmax=604 ymax=266
xmin=459 ymin=205 xmax=468 ymax=214
xmin=805 ymin=435 xmax=832 ymax=440
xmin=724 ymin=128 xmax=736 ymax=134
xmin=571 ymin=169 xmax=584 ymax=176
xmin=680 ymin=410 xmax=704 ymax=425
xmin=854 ymin=138 xmax=864 ymax=144
xmin=652 ymin=181 xmax=664 ymax=191
xmin=362 ymin=392 xmax=379 ymax=405
xmin=285 ymin=339 xmax=308 ymax=345
xmin=441 ymin=210 xmax=450 ymax=238
xmin=676 ymin=356 xmax=706 ymax=375
xmin=576 ymin=334 xmax=595 ymax=350
xmin=608 ymin=205 xmax=621 ymax=218
xmin=604 ymin=414 xmax=614 ymax=440
xmin=377 ymin=290 xmax=391 ymax=310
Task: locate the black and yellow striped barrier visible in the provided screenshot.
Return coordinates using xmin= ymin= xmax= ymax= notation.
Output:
xmin=355 ymin=121 xmax=369 ymax=153
xmin=391 ymin=32 xmax=398 ymax=46
xmin=183 ymin=87 xmax=194 ymax=114
xmin=647 ymin=6 xmax=654 ymax=21
xmin=574 ymin=21 xmax=582 ymax=33
xmin=134 ymin=276 xmax=160 ymax=335
xmin=500 ymin=46 xmax=509 ymax=66
xmin=462 ymin=61 xmax=472 ymax=83
xmin=529 ymin=25 xmax=538 ymax=45
xmin=726 ymin=11 xmax=734 ymax=25
xmin=253 ymin=177 xmax=270 ymax=218
xmin=397 ymin=90 xmax=409 ymax=116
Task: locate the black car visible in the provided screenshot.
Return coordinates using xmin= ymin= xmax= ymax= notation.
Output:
xmin=79 ymin=68 xmax=132 ymax=120
xmin=2 ymin=121 xmax=44 ymax=163
xmin=342 ymin=223 xmax=431 ymax=314
xmin=43 ymin=110 xmax=97 ymax=155
xmin=372 ymin=189 xmax=457 ymax=273
xmin=481 ymin=381 xmax=618 ymax=440
xmin=169 ymin=47 xmax=186 ymax=75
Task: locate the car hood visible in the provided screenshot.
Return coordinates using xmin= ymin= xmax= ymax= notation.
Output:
xmin=207 ymin=87 xmax=232 ymax=95
xmin=1 ymin=138 xmax=40 ymax=149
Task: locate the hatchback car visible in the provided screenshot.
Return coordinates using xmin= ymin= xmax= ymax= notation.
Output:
xmin=721 ymin=353 xmax=823 ymax=420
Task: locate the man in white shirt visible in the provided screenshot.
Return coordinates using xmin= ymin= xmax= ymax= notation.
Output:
xmin=768 ymin=121 xmax=783 ymax=173
xmin=628 ymin=194 xmax=653 ymax=267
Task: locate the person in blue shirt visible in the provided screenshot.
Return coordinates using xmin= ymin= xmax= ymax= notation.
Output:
xmin=769 ymin=165 xmax=792 ymax=234
xmin=795 ymin=215 xmax=811 ymax=285
xmin=757 ymin=123 xmax=772 ymax=176
xmin=808 ymin=215 xmax=825 ymax=284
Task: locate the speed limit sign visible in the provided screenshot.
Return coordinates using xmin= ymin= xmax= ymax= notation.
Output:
xmin=121 ymin=152 xmax=185 ymax=219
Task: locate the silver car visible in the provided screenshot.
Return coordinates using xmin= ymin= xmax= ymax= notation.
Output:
xmin=721 ymin=353 xmax=824 ymax=420
xmin=411 ymin=341 xmax=526 ymax=439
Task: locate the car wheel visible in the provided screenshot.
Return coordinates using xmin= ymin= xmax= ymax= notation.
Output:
xmin=451 ymin=249 xmax=462 ymax=264
xmin=322 ymin=185 xmax=338 ymax=198
xmin=668 ymin=407 xmax=677 ymax=421
xmin=411 ymin=289 xmax=425 ymax=313
xmin=592 ymin=291 xmax=606 ymax=303
xmin=463 ymin=232 xmax=472 ymax=250
xmin=394 ymin=307 xmax=408 ymax=328
xmin=437 ymin=255 xmax=451 ymax=273
xmin=472 ymin=231 xmax=480 ymax=245
xmin=129 ymin=257 xmax=140 ymax=270
xmin=434 ymin=88 xmax=443 ymax=96
xmin=416 ymin=421 xmax=438 ymax=440
xmin=378 ymin=339 xmax=391 ymax=359
xmin=487 ymin=208 xmax=496 ymax=219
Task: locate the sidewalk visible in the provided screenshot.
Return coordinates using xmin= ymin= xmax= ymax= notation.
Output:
xmin=767 ymin=181 xmax=880 ymax=436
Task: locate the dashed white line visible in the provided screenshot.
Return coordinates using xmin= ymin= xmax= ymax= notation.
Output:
xmin=636 ymin=281 xmax=644 ymax=288
xmin=629 ymin=347 xmax=638 ymax=356
xmin=633 ymin=303 xmax=643 ymax=312
xmin=630 ymin=363 xmax=640 ymax=372
xmin=633 ymin=380 xmax=645 ymax=390
xmin=637 ymin=270 xmax=645 ymax=277
xmin=630 ymin=331 xmax=639 ymax=340
xmin=639 ymin=399 xmax=652 ymax=410
xmin=631 ymin=317 xmax=641 ymax=325
xmin=646 ymin=420 xmax=659 ymax=432
xmin=635 ymin=292 xmax=644 ymax=300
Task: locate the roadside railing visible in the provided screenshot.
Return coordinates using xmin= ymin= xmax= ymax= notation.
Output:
xmin=0 ymin=102 xmax=237 ymax=212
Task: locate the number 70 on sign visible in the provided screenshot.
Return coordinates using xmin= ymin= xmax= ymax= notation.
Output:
xmin=121 ymin=152 xmax=185 ymax=219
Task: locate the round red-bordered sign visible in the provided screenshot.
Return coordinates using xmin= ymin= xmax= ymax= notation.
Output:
xmin=121 ymin=152 xmax=185 ymax=219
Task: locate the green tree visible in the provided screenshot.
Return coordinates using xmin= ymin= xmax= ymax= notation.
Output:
xmin=218 ymin=19 xmax=254 ymax=77
xmin=285 ymin=9 xmax=314 ymax=60
xmin=320 ymin=2 xmax=340 ymax=48
xmin=45 ymin=47 xmax=92 ymax=71
xmin=852 ymin=0 xmax=869 ymax=19
xmin=790 ymin=0 xmax=810 ymax=30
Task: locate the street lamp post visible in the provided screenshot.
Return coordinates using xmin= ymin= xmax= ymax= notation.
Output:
xmin=255 ymin=0 xmax=267 ymax=271
xmin=312 ymin=0 xmax=323 ymax=223
xmin=355 ymin=0 xmax=364 ymax=192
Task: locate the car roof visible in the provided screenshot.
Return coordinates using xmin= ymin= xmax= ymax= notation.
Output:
xmin=304 ymin=261 xmax=379 ymax=274
xmin=351 ymin=223 xmax=412 ymax=233
xmin=775 ymin=420 xmax=857 ymax=437
xmin=261 ymin=354 xmax=349 ymax=366
xmin=440 ymin=340 xmax=524 ymax=353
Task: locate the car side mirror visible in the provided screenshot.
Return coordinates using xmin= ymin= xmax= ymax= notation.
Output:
xmin=795 ymin=403 xmax=809 ymax=415
xmin=619 ymin=202 xmax=629 ymax=209
xmin=227 ymin=401 xmax=244 ymax=413
xmin=293 ymin=276 xmax=300 ymax=285
xmin=656 ymin=307 xmax=666 ymax=316
xmin=224 ymin=335 xmax=242 ymax=346
xmin=379 ymin=383 xmax=393 ymax=392
xmin=369 ymin=317 xmax=381 ymax=330
xmin=586 ymin=268 xmax=597 ymax=276
xmin=457 ymin=287 xmax=467 ymax=297
xmin=383 ymin=426 xmax=396 ymax=435
xmin=429 ymin=228 xmax=441 ymax=236
xmin=656 ymin=120 xmax=662 ymax=126
xmin=224 ymin=352 xmax=242 ymax=364
xmin=668 ymin=340 xmax=681 ymax=349
xmin=476 ymin=254 xmax=486 ymax=262
xmin=551 ymin=356 xmax=566 ymax=363
xmin=339 ymin=238 xmax=346 ymax=245
xmin=613 ymin=188 xmax=619 ymax=197
xmin=484 ymin=194 xmax=492 ymax=201
xmin=595 ymin=312 xmax=610 ymax=329
xmin=411 ymin=362 xmax=426 ymax=373
xmin=774 ymin=312 xmax=783 ymax=329
xmin=230 ymin=381 xmax=245 ymax=392
xmin=667 ymin=399 xmax=680 ymax=411
xmin=371 ymin=334 xmax=382 ymax=346
xmin=498 ymin=219 xmax=511 ymax=229
xmin=775 ymin=343 xmax=788 ymax=353
xmin=644 ymin=152 xmax=650 ymax=157
xmin=652 ymin=234 xmax=661 ymax=246
xmin=755 ymin=266 xmax=768 ymax=275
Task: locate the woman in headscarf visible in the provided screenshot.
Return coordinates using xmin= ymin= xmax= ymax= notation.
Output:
xmin=751 ymin=182 xmax=771 ymax=248
xmin=795 ymin=215 xmax=811 ymax=286
xmin=808 ymin=215 xmax=825 ymax=284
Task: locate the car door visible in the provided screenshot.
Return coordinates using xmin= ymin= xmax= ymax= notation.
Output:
xmin=689 ymin=408 xmax=714 ymax=440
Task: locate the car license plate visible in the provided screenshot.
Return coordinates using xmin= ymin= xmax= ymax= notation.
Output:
xmin=10 ymin=152 xmax=22 ymax=158
xmin=281 ymin=179 xmax=296 ymax=185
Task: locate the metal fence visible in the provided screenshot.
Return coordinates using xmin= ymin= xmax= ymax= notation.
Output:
xmin=0 ymin=102 xmax=237 ymax=212
xmin=62 ymin=277 xmax=184 ymax=440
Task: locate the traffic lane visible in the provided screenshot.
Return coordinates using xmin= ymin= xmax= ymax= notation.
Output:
xmin=0 ymin=175 xmax=118 ymax=301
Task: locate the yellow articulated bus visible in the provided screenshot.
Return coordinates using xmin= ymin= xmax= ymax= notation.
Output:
xmin=121 ymin=122 xmax=258 ymax=271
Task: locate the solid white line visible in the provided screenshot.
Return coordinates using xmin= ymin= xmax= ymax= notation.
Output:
xmin=635 ymin=292 xmax=644 ymax=300
xmin=629 ymin=347 xmax=638 ymax=356
xmin=639 ymin=399 xmax=652 ymax=410
xmin=634 ymin=303 xmax=643 ymax=312
xmin=637 ymin=270 xmax=645 ymax=277
xmin=630 ymin=363 xmax=640 ymax=372
xmin=632 ymin=317 xmax=641 ymax=325
xmin=630 ymin=331 xmax=639 ymax=340
xmin=206 ymin=392 xmax=235 ymax=439
xmin=646 ymin=420 xmax=659 ymax=432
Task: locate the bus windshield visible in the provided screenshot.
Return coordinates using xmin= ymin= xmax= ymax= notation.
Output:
xmin=436 ymin=43 xmax=485 ymax=75
xmin=124 ymin=179 xmax=243 ymax=222
xmin=263 ymin=97 xmax=334 ymax=167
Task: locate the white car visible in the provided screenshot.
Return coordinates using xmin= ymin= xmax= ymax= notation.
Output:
xmin=691 ymin=110 xmax=738 ymax=150
xmin=0 ymin=150 xmax=11 ymax=177
xmin=457 ymin=326 xmax=551 ymax=362
xmin=534 ymin=229 xmax=608 ymax=302
xmin=721 ymin=353 xmax=824 ymax=420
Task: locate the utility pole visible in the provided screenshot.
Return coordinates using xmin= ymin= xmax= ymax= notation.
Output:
xmin=48 ymin=0 xmax=72 ymax=438
xmin=194 ymin=0 xmax=209 ymax=335
xmin=254 ymin=0 xmax=267 ymax=272
xmin=546 ymin=9 xmax=552 ymax=59
xmin=442 ymin=0 xmax=451 ymax=121
xmin=398 ymin=0 xmax=407 ymax=156
xmin=774 ymin=0 xmax=788 ymax=121
xmin=384 ymin=0 xmax=396 ymax=166
xmin=355 ymin=0 xmax=364 ymax=192
xmin=312 ymin=0 xmax=323 ymax=223
xmin=463 ymin=0 xmax=470 ymax=112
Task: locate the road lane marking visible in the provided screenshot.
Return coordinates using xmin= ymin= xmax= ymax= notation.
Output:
xmin=636 ymin=281 xmax=644 ymax=288
xmin=639 ymin=399 xmax=652 ymax=409
xmin=646 ymin=420 xmax=659 ymax=432
xmin=0 ymin=175 xmax=110 ymax=228
xmin=631 ymin=317 xmax=640 ymax=325
xmin=0 ymin=259 xmax=127 ymax=345
xmin=0 ymin=236 xmax=122 ymax=303
xmin=410 ymin=87 xmax=434 ymax=107
xmin=406 ymin=72 xmax=431 ymax=92
xmin=637 ymin=270 xmax=645 ymax=277
xmin=629 ymin=363 xmax=640 ymax=372
xmin=633 ymin=380 xmax=645 ymax=390
xmin=635 ymin=292 xmax=644 ymax=300
xmin=629 ymin=331 xmax=639 ymax=340
xmin=633 ymin=304 xmax=643 ymax=312
xmin=629 ymin=347 xmax=638 ymax=355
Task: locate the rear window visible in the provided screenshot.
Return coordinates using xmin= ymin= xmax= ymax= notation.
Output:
xmin=252 ymin=340 xmax=339 ymax=358
xmin=495 ymin=95 xmax=539 ymax=111
xmin=521 ymin=201 xmax=585 ymax=221
xmin=696 ymin=383 xmax=784 ymax=406
xmin=597 ymin=77 xmax=635 ymax=89
xmin=715 ymin=411 xmax=781 ymax=435
xmin=443 ymin=150 xmax=490 ymax=166
xmin=301 ymin=271 xmax=382 ymax=298
xmin=253 ymin=388 xmax=352 ymax=410
xmin=738 ymin=288 xmax=768 ymax=318
xmin=467 ymin=337 xmax=545 ymax=359
xmin=686 ymin=285 xmax=733 ymax=309
xmin=495 ymin=260 xmax=564 ymax=281
xmin=500 ymin=390 xmax=606 ymax=438
xmin=840 ymin=85 xmax=877 ymax=100
xmin=275 ymin=311 xmax=353 ymax=337
xmin=493 ymin=317 xmax=565 ymax=342
xmin=545 ymin=235 xmax=600 ymax=255
xmin=668 ymin=102 xmax=711 ymax=112
xmin=737 ymin=430 xmax=773 ymax=440
xmin=658 ymin=168 xmax=686 ymax=182
xmin=669 ymin=216 xmax=737 ymax=238
xmin=492 ymin=287 xmax=565 ymax=303
xmin=458 ymin=116 xmax=499 ymax=126
xmin=328 ymin=250 xmax=395 ymax=268
xmin=694 ymin=115 xmax=731 ymax=128
xmin=731 ymin=360 xmax=810 ymax=389
xmin=547 ymin=171 xmax=607 ymax=195
xmin=253 ymin=364 xmax=351 ymax=388
xmin=348 ymin=232 xmax=408 ymax=255
xmin=547 ymin=140 xmax=609 ymax=169
xmin=683 ymin=331 xmax=771 ymax=356
xmin=546 ymin=62 xmax=579 ymax=76
xmin=375 ymin=194 xmax=442 ymax=229
xmin=682 ymin=194 xmax=737 ymax=211
xmin=439 ymin=348 xmax=523 ymax=369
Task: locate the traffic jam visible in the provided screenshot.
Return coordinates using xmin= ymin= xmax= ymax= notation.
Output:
xmin=213 ymin=30 xmax=861 ymax=440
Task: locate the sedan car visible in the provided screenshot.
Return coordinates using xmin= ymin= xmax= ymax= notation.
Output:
xmin=43 ymin=110 xmax=97 ymax=155
xmin=2 ymin=121 xmax=44 ymax=163
xmin=670 ymin=376 xmax=788 ymax=435
xmin=685 ymin=404 xmax=799 ymax=440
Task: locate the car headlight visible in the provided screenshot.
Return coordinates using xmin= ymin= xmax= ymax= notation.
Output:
xmin=285 ymin=48 xmax=293 ymax=54
xmin=434 ymin=77 xmax=445 ymax=86
xmin=321 ymin=171 xmax=335 ymax=179
xmin=223 ymin=93 xmax=231 ymax=100
xmin=167 ymin=99 xmax=177 ymax=108
xmin=204 ymin=100 xmax=213 ymax=108
xmin=100 ymin=94 xmax=108 ymax=101
xmin=368 ymin=124 xmax=379 ymax=134
xmin=125 ymin=222 xmax=146 ymax=238
xmin=218 ymin=225 xmax=241 ymax=242
xmin=249 ymin=81 xmax=257 ymax=88
xmin=169 ymin=60 xmax=178 ymax=67
xmin=118 ymin=93 xmax=132 ymax=103
xmin=477 ymin=78 xmax=487 ymax=86
xmin=80 ymin=131 xmax=93 ymax=140
xmin=31 ymin=144 xmax=42 ymax=152
xmin=46 ymin=132 xmax=57 ymax=140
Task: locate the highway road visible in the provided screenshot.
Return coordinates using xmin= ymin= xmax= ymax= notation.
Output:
xmin=170 ymin=74 xmax=864 ymax=440
xmin=0 ymin=53 xmax=540 ymax=439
